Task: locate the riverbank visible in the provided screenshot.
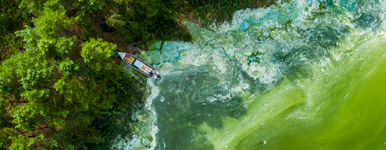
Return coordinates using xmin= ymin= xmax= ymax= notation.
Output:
xmin=0 ymin=0 xmax=282 ymax=149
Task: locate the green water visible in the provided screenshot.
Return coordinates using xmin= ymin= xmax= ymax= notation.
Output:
xmin=121 ymin=0 xmax=386 ymax=149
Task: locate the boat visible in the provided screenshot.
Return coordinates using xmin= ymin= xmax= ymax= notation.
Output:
xmin=118 ymin=52 xmax=161 ymax=79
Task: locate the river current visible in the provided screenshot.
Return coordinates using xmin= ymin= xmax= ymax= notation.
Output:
xmin=115 ymin=0 xmax=386 ymax=149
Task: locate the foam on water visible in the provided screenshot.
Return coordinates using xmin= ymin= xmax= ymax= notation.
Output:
xmin=112 ymin=80 xmax=159 ymax=150
xmin=117 ymin=0 xmax=386 ymax=149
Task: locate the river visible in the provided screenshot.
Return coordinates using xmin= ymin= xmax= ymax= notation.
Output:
xmin=116 ymin=0 xmax=386 ymax=149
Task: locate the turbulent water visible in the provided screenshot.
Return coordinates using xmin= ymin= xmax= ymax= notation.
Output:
xmin=116 ymin=0 xmax=386 ymax=149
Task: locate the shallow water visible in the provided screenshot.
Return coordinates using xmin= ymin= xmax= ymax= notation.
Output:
xmin=118 ymin=0 xmax=386 ymax=149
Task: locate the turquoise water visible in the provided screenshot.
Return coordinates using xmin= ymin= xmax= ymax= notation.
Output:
xmin=117 ymin=0 xmax=386 ymax=149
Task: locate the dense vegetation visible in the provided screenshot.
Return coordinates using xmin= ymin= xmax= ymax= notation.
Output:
xmin=105 ymin=0 xmax=192 ymax=43
xmin=0 ymin=0 xmax=277 ymax=149
xmin=0 ymin=0 xmax=145 ymax=149
xmin=0 ymin=0 xmax=30 ymax=61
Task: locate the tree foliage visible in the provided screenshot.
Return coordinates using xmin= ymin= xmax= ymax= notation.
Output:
xmin=0 ymin=0 xmax=24 ymax=33
xmin=0 ymin=34 xmax=24 ymax=61
xmin=81 ymin=38 xmax=116 ymax=72
xmin=86 ymin=71 xmax=146 ymax=150
xmin=106 ymin=0 xmax=192 ymax=43
xmin=0 ymin=0 xmax=29 ymax=62
xmin=0 ymin=43 xmax=120 ymax=149
xmin=0 ymin=0 xmax=125 ymax=149
xmin=19 ymin=0 xmax=103 ymax=26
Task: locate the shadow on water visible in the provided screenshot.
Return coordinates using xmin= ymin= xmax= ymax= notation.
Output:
xmin=353 ymin=0 xmax=384 ymax=31
xmin=352 ymin=11 xmax=383 ymax=31
xmin=275 ymin=25 xmax=349 ymax=81
xmin=153 ymin=64 xmax=248 ymax=150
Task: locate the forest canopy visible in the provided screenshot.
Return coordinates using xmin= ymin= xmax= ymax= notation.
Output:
xmin=0 ymin=0 xmax=137 ymax=149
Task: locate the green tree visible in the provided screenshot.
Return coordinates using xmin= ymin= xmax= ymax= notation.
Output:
xmin=106 ymin=0 xmax=191 ymax=43
xmin=0 ymin=1 xmax=123 ymax=148
xmin=0 ymin=0 xmax=29 ymax=61
xmin=81 ymin=38 xmax=116 ymax=72
xmin=19 ymin=0 xmax=103 ymax=26
xmin=0 ymin=42 xmax=121 ymax=149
